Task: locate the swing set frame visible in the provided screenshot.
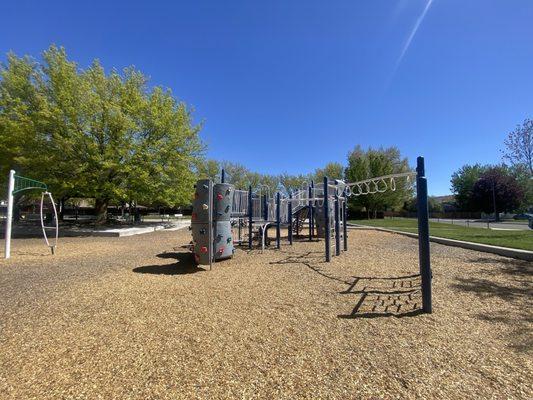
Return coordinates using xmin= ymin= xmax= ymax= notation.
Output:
xmin=4 ymin=170 xmax=59 ymax=259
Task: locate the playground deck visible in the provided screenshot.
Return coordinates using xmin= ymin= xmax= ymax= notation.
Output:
xmin=0 ymin=229 xmax=531 ymax=399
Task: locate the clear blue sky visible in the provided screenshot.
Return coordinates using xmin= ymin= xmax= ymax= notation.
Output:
xmin=2 ymin=1 xmax=532 ymax=195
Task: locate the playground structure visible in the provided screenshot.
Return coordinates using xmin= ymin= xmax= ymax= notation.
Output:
xmin=3 ymin=170 xmax=59 ymax=259
xmin=191 ymin=180 xmax=235 ymax=268
xmin=191 ymin=156 xmax=432 ymax=313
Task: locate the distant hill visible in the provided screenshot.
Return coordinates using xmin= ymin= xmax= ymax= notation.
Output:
xmin=432 ymin=195 xmax=455 ymax=203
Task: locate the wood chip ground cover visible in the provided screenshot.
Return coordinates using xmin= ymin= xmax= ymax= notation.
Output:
xmin=0 ymin=229 xmax=531 ymax=399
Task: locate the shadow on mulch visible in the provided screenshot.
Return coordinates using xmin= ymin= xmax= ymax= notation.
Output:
xmin=451 ymin=269 xmax=532 ymax=353
xmin=476 ymin=311 xmax=533 ymax=354
xmin=269 ymin=252 xmax=345 ymax=281
xmin=467 ymin=256 xmax=532 ymax=273
xmin=338 ymin=309 xmax=424 ymax=319
xmin=270 ymin=251 xmax=425 ymax=319
xmin=451 ymin=276 xmax=530 ymax=302
xmin=133 ymin=252 xmax=204 ymax=275
xmin=291 ymin=237 xmax=321 ymax=243
xmin=339 ymin=274 xmax=423 ymax=319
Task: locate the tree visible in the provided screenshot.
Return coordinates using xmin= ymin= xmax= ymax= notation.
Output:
xmin=510 ymin=163 xmax=533 ymax=212
xmin=197 ymin=159 xmax=220 ymax=181
xmin=470 ymin=167 xmax=524 ymax=218
xmin=0 ymin=46 xmax=203 ymax=222
xmin=219 ymin=161 xmax=254 ymax=189
xmin=313 ymin=162 xmax=344 ymax=182
xmin=278 ymin=173 xmax=311 ymax=194
xmin=345 ymin=146 xmax=412 ymax=218
xmin=503 ymin=119 xmax=533 ymax=176
xmin=450 ymin=164 xmax=489 ymax=211
xmin=403 ymin=196 xmax=443 ymax=213
xmin=258 ymin=174 xmax=279 ymax=196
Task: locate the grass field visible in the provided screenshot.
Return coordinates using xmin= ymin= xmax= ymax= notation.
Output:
xmin=351 ymin=218 xmax=533 ymax=251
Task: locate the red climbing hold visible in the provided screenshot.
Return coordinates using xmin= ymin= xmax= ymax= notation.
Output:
xmin=219 ymin=247 xmax=224 ymax=253
xmin=201 ymin=246 xmax=208 ymax=253
xmin=191 ymin=212 xmax=197 ymax=220
xmin=217 ymin=194 xmax=223 ymax=200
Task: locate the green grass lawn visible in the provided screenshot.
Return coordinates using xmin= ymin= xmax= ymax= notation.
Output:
xmin=351 ymin=218 xmax=533 ymax=251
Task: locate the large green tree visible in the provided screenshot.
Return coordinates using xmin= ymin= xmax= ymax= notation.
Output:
xmin=451 ymin=163 xmax=531 ymax=213
xmin=510 ymin=164 xmax=533 ymax=211
xmin=0 ymin=46 xmax=203 ymax=222
xmin=219 ymin=161 xmax=255 ymax=189
xmin=345 ymin=146 xmax=412 ymax=218
xmin=197 ymin=159 xmax=221 ymax=182
xmin=313 ymin=162 xmax=344 ymax=182
xmin=450 ymin=164 xmax=489 ymax=211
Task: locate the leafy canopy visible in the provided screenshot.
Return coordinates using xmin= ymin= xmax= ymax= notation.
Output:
xmin=313 ymin=162 xmax=344 ymax=182
xmin=0 ymin=46 xmax=203 ymax=216
xmin=470 ymin=167 xmax=524 ymax=214
xmin=345 ymin=145 xmax=413 ymax=215
xmin=450 ymin=164 xmax=489 ymax=211
xmin=503 ymin=119 xmax=533 ymax=176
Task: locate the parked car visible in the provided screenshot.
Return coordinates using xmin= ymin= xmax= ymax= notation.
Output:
xmin=513 ymin=213 xmax=533 ymax=220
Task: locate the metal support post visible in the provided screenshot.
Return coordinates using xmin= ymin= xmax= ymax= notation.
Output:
xmin=324 ymin=176 xmax=331 ymax=262
xmin=416 ymin=156 xmax=432 ymax=313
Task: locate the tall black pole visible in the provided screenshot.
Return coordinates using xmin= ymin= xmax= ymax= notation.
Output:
xmin=334 ymin=191 xmax=340 ymax=256
xmin=221 ymin=168 xmax=225 ymax=183
xmin=416 ymin=156 xmax=432 ymax=313
xmin=276 ymin=192 xmax=281 ymax=249
xmin=324 ymin=176 xmax=331 ymax=262
xmin=308 ymin=183 xmax=313 ymax=241
xmin=342 ymin=189 xmax=348 ymax=252
xmin=263 ymin=194 xmax=268 ymax=221
xmin=288 ymin=191 xmax=293 ymax=245
xmin=248 ymin=185 xmax=253 ymax=249
xmin=208 ymin=180 xmax=213 ymax=270
xmin=492 ymin=180 xmax=498 ymax=222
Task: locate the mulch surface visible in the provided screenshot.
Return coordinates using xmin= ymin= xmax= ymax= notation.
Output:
xmin=0 ymin=228 xmax=531 ymax=399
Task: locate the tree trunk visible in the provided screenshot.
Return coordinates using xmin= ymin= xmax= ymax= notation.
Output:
xmin=95 ymin=198 xmax=109 ymax=225
xmin=128 ymin=200 xmax=134 ymax=224
xmin=13 ymin=203 xmax=21 ymax=223
xmin=58 ymin=197 xmax=67 ymax=221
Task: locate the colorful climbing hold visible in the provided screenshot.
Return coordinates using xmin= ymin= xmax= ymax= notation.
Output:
xmin=200 ymin=246 xmax=208 ymax=253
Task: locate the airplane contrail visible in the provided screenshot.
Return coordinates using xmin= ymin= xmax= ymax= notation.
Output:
xmin=394 ymin=0 xmax=434 ymax=71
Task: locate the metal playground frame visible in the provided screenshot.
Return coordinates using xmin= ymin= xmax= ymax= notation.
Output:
xmin=224 ymin=156 xmax=432 ymax=313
